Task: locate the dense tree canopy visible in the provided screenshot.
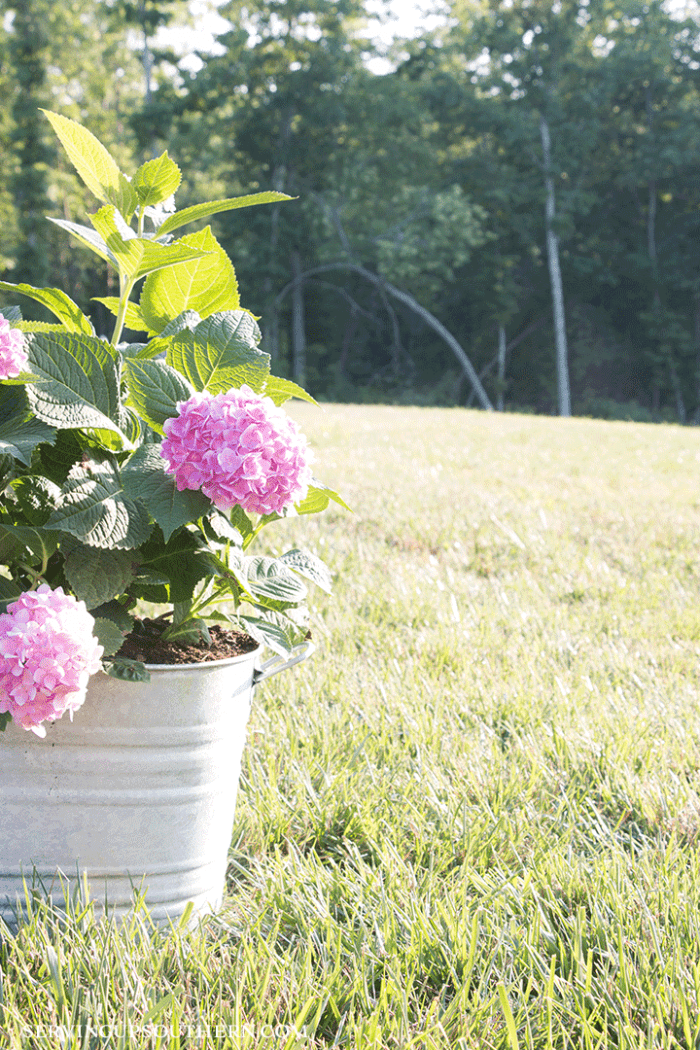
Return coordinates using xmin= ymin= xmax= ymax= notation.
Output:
xmin=1 ymin=0 xmax=700 ymax=419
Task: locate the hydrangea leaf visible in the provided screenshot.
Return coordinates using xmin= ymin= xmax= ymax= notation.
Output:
xmin=0 ymin=522 xmax=59 ymax=563
xmin=166 ymin=311 xmax=269 ymax=395
xmin=102 ymin=658 xmax=150 ymax=682
xmin=296 ymin=479 xmax=352 ymax=515
xmin=159 ymin=311 xmax=201 ymax=338
xmin=90 ymin=599 xmax=135 ymax=635
xmin=10 ymin=475 xmax=61 ymax=525
xmin=137 ymin=528 xmax=212 ymax=603
xmin=0 ymin=280 xmax=95 ymax=335
xmin=0 ymin=387 xmax=56 ymax=466
xmin=90 ymin=206 xmax=214 ymax=283
xmin=45 ymin=459 xmax=152 ymax=550
xmin=279 ymin=548 xmax=332 ymax=593
xmin=47 ymin=217 xmax=115 ymax=266
xmin=121 ymin=443 xmax=211 ymax=541
xmin=42 ymin=110 xmax=139 ymax=218
xmin=229 ymin=505 xmax=254 ymax=541
xmin=92 ymin=617 xmax=128 ymax=658
xmin=93 ymin=297 xmax=148 ymax=332
xmin=22 ymin=330 xmax=132 ymax=445
xmin=163 ymin=618 xmax=211 ymax=647
xmin=64 ymin=545 xmax=137 ymax=608
xmin=157 ymin=192 xmax=294 ymax=237
xmin=240 ymin=610 xmax=298 ymax=656
xmin=263 ymin=375 xmax=318 ymax=407
xmin=123 ymin=358 xmax=194 ymax=434
xmin=139 ymin=227 xmax=239 ymax=334
xmin=132 ymin=152 xmax=182 ymax=208
xmin=243 ymin=556 xmax=307 ymax=603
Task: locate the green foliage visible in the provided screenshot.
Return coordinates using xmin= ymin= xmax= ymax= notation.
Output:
xmin=376 ymin=185 xmax=491 ymax=299
xmin=139 ymin=226 xmax=239 ymax=333
xmin=0 ymin=109 xmax=334 ymax=676
xmin=165 ymin=312 xmax=269 ymax=394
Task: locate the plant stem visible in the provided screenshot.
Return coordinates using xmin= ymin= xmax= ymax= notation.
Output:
xmin=111 ymin=274 xmax=135 ymax=346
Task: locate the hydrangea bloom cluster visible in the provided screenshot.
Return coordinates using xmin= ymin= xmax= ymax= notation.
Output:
xmin=0 ymin=585 xmax=103 ymax=736
xmin=161 ymin=385 xmax=314 ymax=515
xmin=0 ymin=313 xmax=29 ymax=379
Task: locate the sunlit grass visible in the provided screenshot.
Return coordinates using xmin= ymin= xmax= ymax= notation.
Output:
xmin=2 ymin=406 xmax=700 ymax=1047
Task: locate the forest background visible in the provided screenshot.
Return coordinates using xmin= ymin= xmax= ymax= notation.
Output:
xmin=2 ymin=0 xmax=700 ymax=422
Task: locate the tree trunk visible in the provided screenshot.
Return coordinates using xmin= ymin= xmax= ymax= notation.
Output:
xmin=290 ymin=249 xmax=306 ymax=387
xmin=276 ymin=262 xmax=493 ymax=410
xmin=10 ymin=0 xmax=52 ymax=288
xmin=496 ymin=323 xmax=506 ymax=411
xmin=539 ymin=114 xmax=571 ymax=417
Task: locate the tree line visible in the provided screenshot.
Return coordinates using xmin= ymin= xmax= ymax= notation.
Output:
xmin=2 ymin=0 xmax=700 ymax=420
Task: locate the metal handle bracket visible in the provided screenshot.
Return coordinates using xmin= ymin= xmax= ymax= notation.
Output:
xmin=253 ymin=640 xmax=316 ymax=686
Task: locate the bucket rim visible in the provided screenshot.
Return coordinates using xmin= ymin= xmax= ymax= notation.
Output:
xmin=129 ymin=642 xmax=262 ymax=674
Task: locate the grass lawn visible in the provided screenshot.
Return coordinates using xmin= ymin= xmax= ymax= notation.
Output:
xmin=2 ymin=405 xmax=700 ymax=1048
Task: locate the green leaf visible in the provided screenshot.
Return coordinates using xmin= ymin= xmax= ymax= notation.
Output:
xmin=93 ymin=616 xmax=129 ymax=658
xmin=0 ymin=712 xmax=12 ymax=732
xmin=163 ymin=618 xmax=211 ymax=647
xmin=91 ymin=599 xmax=135 ymax=634
xmin=47 ymin=217 xmax=114 ymax=265
xmin=10 ymin=475 xmax=61 ymax=525
xmin=138 ymin=528 xmax=212 ymax=603
xmin=243 ymin=556 xmax=308 ymax=603
xmin=103 ymin=658 xmax=150 ymax=682
xmin=121 ymin=443 xmax=211 ymax=541
xmin=123 ymin=358 xmax=194 ymax=434
xmin=132 ymin=152 xmax=182 ymax=207
xmin=42 ymin=110 xmax=138 ymax=218
xmin=240 ymin=611 xmax=298 ymax=656
xmin=264 ymin=375 xmax=318 ymax=406
xmin=159 ymin=311 xmax=201 ymax=338
xmin=15 ymin=322 xmax=70 ymax=335
xmin=24 ymin=330 xmax=133 ymax=446
xmin=0 ymin=576 xmax=22 ymax=603
xmin=279 ymin=548 xmax=332 ymax=593
xmin=229 ymin=505 xmax=254 ymax=541
xmin=139 ymin=227 xmax=239 ymax=334
xmin=45 ymin=458 xmax=152 ymax=550
xmin=93 ymin=297 xmax=148 ymax=332
xmin=2 ymin=306 xmax=22 ymax=322
xmin=204 ymin=509 xmax=244 ymax=544
xmin=90 ymin=206 xmax=214 ymax=282
xmin=0 ymin=387 xmax=56 ymax=465
xmin=64 ymin=545 xmax=137 ymax=608
xmin=167 ymin=311 xmax=269 ymax=394
xmin=157 ymin=192 xmax=294 ymax=237
xmin=0 ymin=521 xmax=59 ymax=563
xmin=0 ymin=281 xmax=95 ymax=335
xmin=296 ymin=480 xmax=352 ymax=515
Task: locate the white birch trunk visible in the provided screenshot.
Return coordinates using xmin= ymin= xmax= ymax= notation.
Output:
xmin=497 ymin=323 xmax=506 ymax=412
xmin=539 ymin=114 xmax=571 ymax=417
xmin=290 ymin=249 xmax=306 ymax=386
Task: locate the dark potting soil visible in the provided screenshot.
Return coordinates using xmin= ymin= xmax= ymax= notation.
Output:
xmin=116 ymin=618 xmax=258 ymax=666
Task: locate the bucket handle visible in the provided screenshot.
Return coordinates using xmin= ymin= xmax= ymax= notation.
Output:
xmin=253 ymin=640 xmax=316 ymax=686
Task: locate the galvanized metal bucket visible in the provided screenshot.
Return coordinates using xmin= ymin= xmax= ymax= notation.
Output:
xmin=0 ymin=640 xmax=313 ymax=926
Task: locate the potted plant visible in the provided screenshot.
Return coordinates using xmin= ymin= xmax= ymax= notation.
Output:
xmin=0 ymin=112 xmax=344 ymax=925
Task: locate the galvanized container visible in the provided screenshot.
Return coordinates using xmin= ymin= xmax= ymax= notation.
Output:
xmin=0 ymin=642 xmax=312 ymax=925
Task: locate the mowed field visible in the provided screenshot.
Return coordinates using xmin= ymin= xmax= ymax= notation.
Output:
xmin=3 ymin=405 xmax=700 ymax=1048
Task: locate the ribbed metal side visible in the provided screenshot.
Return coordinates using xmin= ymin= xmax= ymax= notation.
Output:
xmin=0 ymin=649 xmax=259 ymax=925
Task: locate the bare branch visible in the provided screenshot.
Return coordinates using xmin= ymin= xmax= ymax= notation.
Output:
xmin=275 ymin=262 xmax=493 ymax=410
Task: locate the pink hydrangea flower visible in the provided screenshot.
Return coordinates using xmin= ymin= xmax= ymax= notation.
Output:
xmin=0 ymin=585 xmax=103 ymax=737
xmin=0 ymin=313 xmax=29 ymax=379
xmin=160 ymin=385 xmax=314 ymax=515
